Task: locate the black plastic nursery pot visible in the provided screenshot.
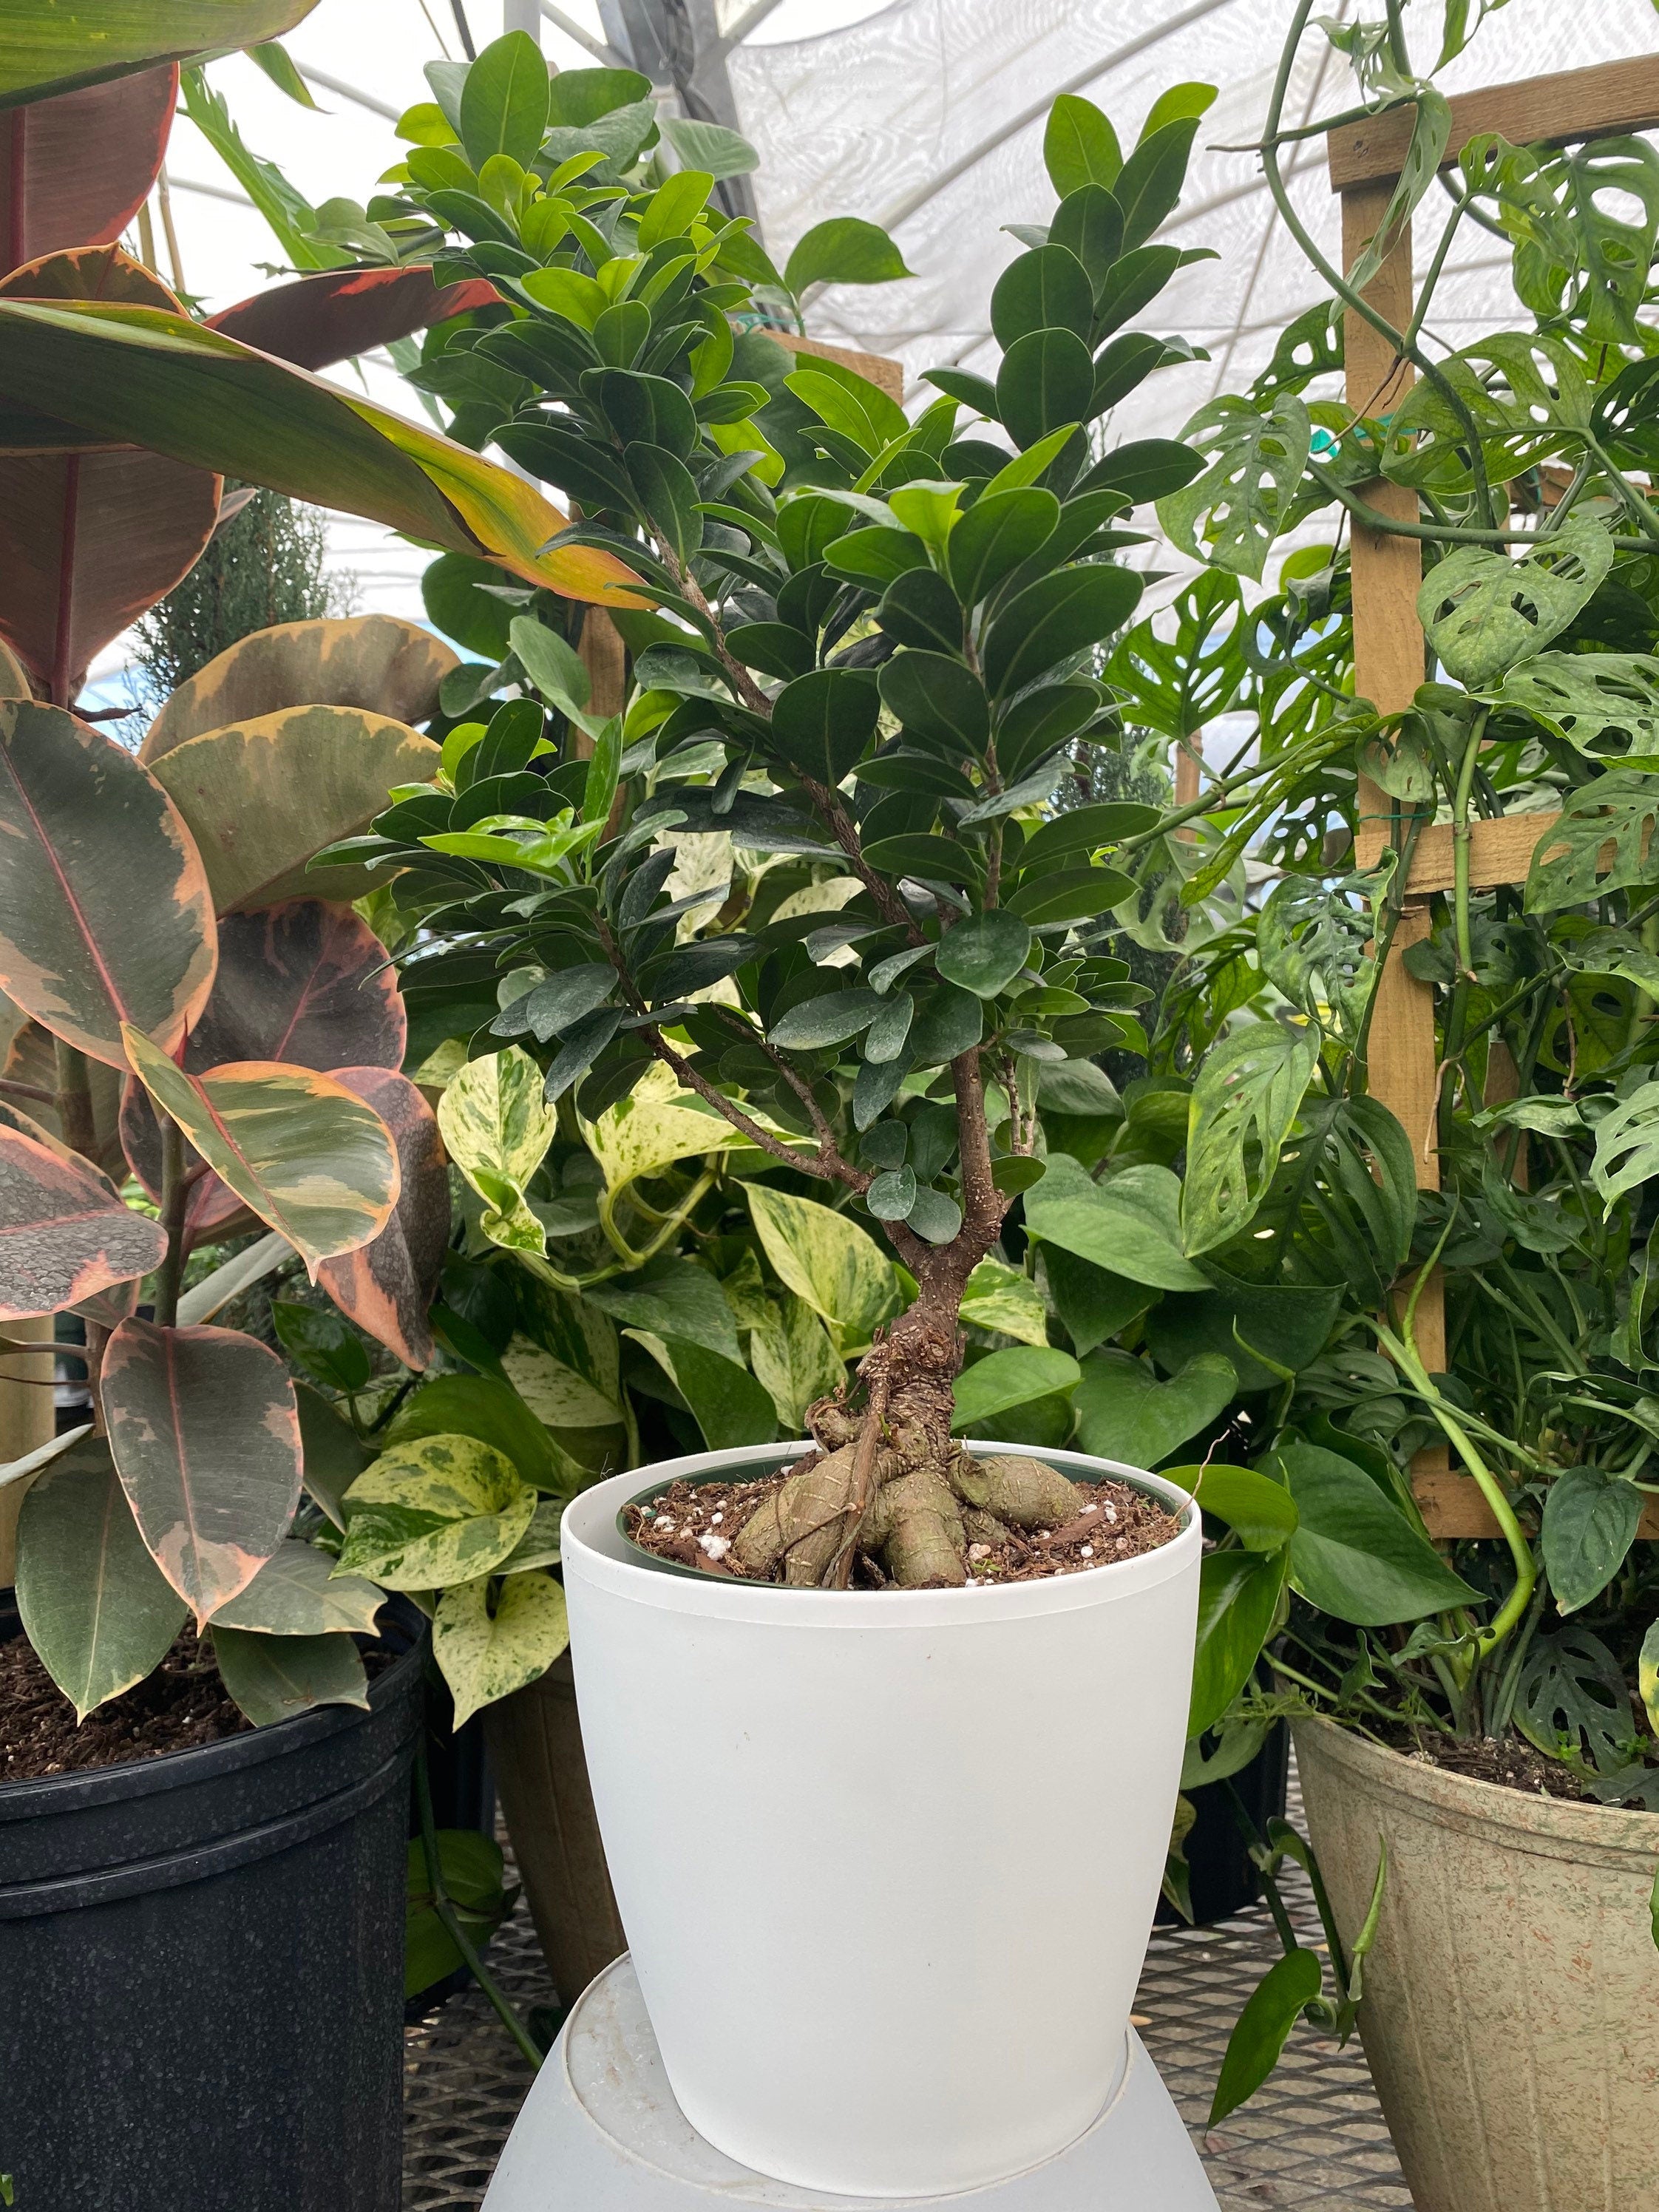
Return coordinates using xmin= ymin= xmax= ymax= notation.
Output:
xmin=0 ymin=1605 xmax=424 ymax=2211
xmin=1156 ymin=1720 xmax=1290 ymax=1927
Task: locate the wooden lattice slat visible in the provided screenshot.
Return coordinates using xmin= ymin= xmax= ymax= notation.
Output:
xmin=1329 ymin=56 xmax=1659 ymax=1533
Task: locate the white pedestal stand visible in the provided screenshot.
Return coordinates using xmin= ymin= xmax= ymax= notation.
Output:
xmin=482 ymin=1957 xmax=1220 ymax=2211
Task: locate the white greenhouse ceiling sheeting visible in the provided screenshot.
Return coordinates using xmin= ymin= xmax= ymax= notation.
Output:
xmin=140 ymin=0 xmax=1659 ymax=639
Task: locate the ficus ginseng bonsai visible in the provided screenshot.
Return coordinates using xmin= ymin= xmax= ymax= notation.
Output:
xmin=327 ymin=37 xmax=1221 ymax=1586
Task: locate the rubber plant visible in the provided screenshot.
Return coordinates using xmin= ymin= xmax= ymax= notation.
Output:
xmin=315 ymin=37 xmax=1238 ymax=1591
xmin=1106 ymin=0 xmax=1659 ymax=2121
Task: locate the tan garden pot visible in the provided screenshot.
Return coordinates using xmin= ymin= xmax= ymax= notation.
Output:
xmin=484 ymin=1651 xmax=625 ymax=2003
xmin=1293 ymin=1714 xmax=1659 ymax=2212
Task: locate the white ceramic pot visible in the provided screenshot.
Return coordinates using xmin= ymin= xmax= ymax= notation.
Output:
xmin=560 ymin=1440 xmax=1202 ymax=2199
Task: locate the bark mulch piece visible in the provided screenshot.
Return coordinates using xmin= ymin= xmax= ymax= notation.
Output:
xmin=623 ymin=1465 xmax=1181 ymax=1587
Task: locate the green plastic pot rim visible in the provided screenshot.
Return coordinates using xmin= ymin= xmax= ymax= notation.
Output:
xmin=614 ymin=1445 xmax=1190 ymax=1587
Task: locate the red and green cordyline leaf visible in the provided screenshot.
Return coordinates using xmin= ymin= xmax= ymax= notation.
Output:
xmin=0 ymin=251 xmax=220 ymax=701
xmin=0 ymin=700 xmax=218 ymax=1068
xmin=206 ymin=266 xmax=501 ymax=376
xmin=0 ymin=67 xmax=177 ymax=276
xmin=140 ymin=614 xmax=458 ymax=761
xmin=101 ymin=1316 xmax=304 ymax=1624
xmin=120 ymin=898 xmax=408 ymax=1235
xmin=0 ymin=296 xmax=654 ymax=605
xmin=317 ymin=1068 xmax=449 ymax=1370
xmin=15 ymin=1435 xmax=187 ymax=1719
xmin=0 ymin=1117 xmax=166 ymax=1317
xmin=0 ymin=0 xmax=321 ymax=106
xmin=122 ymin=1024 xmax=401 ymax=1272
xmin=145 ymin=704 xmax=442 ymax=912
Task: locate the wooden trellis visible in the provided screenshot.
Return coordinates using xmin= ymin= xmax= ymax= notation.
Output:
xmin=1328 ymin=53 xmax=1659 ymax=1538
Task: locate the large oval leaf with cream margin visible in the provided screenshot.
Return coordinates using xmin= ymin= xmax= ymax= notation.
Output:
xmin=101 ymin=1317 xmax=302 ymax=1624
xmin=16 ymin=1435 xmax=186 ymax=1720
xmin=147 ymin=705 xmax=441 ymax=912
xmin=434 ymin=1570 xmax=569 ymax=1731
xmin=123 ymin=1025 xmax=399 ymax=1272
xmin=208 ymin=1536 xmax=383 ymax=1637
xmin=316 ymin=1068 xmax=448 ymax=1371
xmin=743 ymin=1183 xmax=900 ymax=1347
xmin=439 ymin=1046 xmax=557 ymax=1254
xmin=335 ymin=1434 xmax=537 ymax=1590
xmin=121 ymin=900 xmax=407 ymax=1237
xmin=0 ymin=1119 xmax=166 ymax=1317
xmin=0 ymin=699 xmax=217 ymax=1068
xmin=141 ymin=614 xmax=458 ymax=763
xmin=1022 ymin=1152 xmax=1207 ymax=1292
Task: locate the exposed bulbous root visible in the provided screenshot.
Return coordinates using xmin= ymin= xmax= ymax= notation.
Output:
xmin=730 ymin=1300 xmax=1078 ymax=1589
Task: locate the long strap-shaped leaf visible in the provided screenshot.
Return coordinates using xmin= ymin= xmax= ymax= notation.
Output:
xmin=0 ymin=298 xmax=652 ymax=605
xmin=0 ymin=700 xmax=218 ymax=1067
xmin=0 ymin=0 xmax=321 ymax=106
xmin=123 ymin=1025 xmax=400 ymax=1272
xmin=101 ymin=1316 xmax=303 ymax=1624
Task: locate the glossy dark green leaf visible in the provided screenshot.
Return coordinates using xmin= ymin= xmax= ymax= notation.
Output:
xmin=1146 ymin=1271 xmax=1341 ymax=1395
xmin=1209 ymin=1947 xmax=1323 ymax=2126
xmin=1279 ymin=1444 xmax=1478 ymax=1626
xmin=862 ymin=834 xmax=984 ymax=891
xmin=1005 ymin=865 xmax=1134 ymax=924
xmin=726 ymin=622 xmax=815 ymax=683
xmin=625 ymin=441 xmax=702 ymax=565
xmin=824 ymin=524 xmax=930 ymax=586
xmin=1042 ymin=95 xmax=1122 ymax=197
xmin=983 ymin=565 xmax=1142 ymax=696
xmin=936 ymin=911 xmax=1032 ymax=997
xmin=1193 ymin=1463 xmax=1300 ymax=1553
xmin=588 ymin=369 xmax=698 ymax=458
xmin=1542 ymin=1467 xmax=1644 ymax=1614
xmin=769 ymin=666 xmax=881 ymax=785
xmin=951 ymin=1344 xmax=1081 ymax=1431
xmin=946 ymin=488 xmax=1060 ymax=608
xmin=1050 ymin=183 xmax=1125 ymax=282
xmin=1116 ymin=116 xmax=1204 ymax=250
xmin=1091 ymin=245 xmax=1188 ymax=339
xmin=996 ymin=327 xmax=1094 ymax=450
xmin=990 ymin=245 xmax=1094 ymax=346
xmin=877 ymin=566 xmax=966 ymax=654
xmin=1091 ymin=333 xmax=1170 ymax=413
xmin=1190 ymin=1548 xmax=1285 ymax=1737
xmin=768 ymin=987 xmax=883 ymax=1051
xmin=996 ymin=681 xmax=1105 ymax=778
xmin=495 ymin=421 xmax=637 ymax=515
xmin=1043 ymin=1245 xmax=1155 ymax=1356
xmin=923 ymin=367 xmax=1001 ymax=421
xmin=1082 ymin=436 xmax=1205 ymax=505
xmin=877 ymin=651 xmax=989 ymax=754
xmin=867 ymin=1165 xmax=917 ymax=1221
xmin=864 ymin=990 xmax=915 ymax=1062
xmin=1019 ymin=802 xmax=1161 ymax=868
xmin=906 ymin=981 xmax=984 ymax=1067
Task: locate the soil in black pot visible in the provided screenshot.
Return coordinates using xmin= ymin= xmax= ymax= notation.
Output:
xmin=0 ymin=1630 xmax=249 ymax=1780
xmin=625 ymin=1463 xmax=1179 ymax=1587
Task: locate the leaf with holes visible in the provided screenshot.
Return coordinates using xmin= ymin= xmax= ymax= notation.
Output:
xmin=101 ymin=1317 xmax=302 ymax=1625
xmin=0 ymin=1121 xmax=165 ymax=1319
xmin=0 ymin=699 xmax=217 ymax=1069
xmin=317 ymin=1069 xmax=448 ymax=1371
xmin=15 ymin=1434 xmax=186 ymax=1718
xmin=1158 ymin=394 xmax=1311 ymax=581
xmin=434 ymin=1570 xmax=569 ymax=1729
xmin=1183 ymin=1022 xmax=1320 ymax=1256
xmin=337 ymin=1434 xmax=537 ymax=1590
xmin=1591 ymin=1078 xmax=1659 ymax=1204
xmin=1497 ymin=654 xmax=1659 ymax=759
xmin=1516 ymin=1624 xmax=1643 ymax=1774
xmin=1527 ymin=772 xmax=1659 ymax=913
xmin=1419 ymin=519 xmax=1614 ymax=688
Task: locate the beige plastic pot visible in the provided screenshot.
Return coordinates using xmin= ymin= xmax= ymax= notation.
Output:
xmin=1293 ymin=1714 xmax=1659 ymax=2212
